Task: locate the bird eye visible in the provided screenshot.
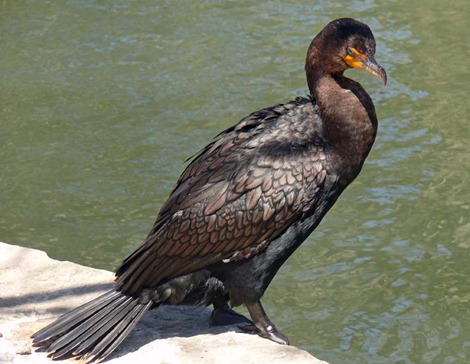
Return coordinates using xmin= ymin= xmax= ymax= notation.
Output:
xmin=346 ymin=47 xmax=354 ymax=56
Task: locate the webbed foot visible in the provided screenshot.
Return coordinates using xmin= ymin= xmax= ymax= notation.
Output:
xmin=245 ymin=300 xmax=290 ymax=345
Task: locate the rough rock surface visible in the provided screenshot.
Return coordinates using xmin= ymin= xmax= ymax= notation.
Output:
xmin=0 ymin=242 xmax=328 ymax=364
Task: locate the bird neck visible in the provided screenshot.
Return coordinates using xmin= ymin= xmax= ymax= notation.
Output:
xmin=308 ymin=70 xmax=378 ymax=176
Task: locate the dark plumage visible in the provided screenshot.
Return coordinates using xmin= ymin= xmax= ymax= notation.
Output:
xmin=32 ymin=18 xmax=386 ymax=362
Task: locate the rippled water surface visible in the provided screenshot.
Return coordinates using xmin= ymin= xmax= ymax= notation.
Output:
xmin=1 ymin=1 xmax=469 ymax=363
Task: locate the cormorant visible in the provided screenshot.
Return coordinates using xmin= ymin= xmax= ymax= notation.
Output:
xmin=32 ymin=18 xmax=387 ymax=363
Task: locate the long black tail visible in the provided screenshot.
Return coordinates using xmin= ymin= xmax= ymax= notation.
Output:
xmin=31 ymin=289 xmax=152 ymax=363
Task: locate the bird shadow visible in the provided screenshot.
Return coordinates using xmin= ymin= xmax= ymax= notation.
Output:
xmin=110 ymin=305 xmax=250 ymax=361
xmin=2 ymin=282 xmax=252 ymax=362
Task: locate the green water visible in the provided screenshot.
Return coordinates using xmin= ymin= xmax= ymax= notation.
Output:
xmin=1 ymin=1 xmax=469 ymax=363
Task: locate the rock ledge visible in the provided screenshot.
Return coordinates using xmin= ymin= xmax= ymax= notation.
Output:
xmin=0 ymin=242 xmax=328 ymax=364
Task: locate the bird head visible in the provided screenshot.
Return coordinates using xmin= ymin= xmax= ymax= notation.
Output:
xmin=306 ymin=18 xmax=387 ymax=86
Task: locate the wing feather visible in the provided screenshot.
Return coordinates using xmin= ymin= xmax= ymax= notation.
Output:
xmin=115 ymin=97 xmax=331 ymax=295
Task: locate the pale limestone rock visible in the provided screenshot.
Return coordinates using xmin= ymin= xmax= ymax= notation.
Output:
xmin=0 ymin=242 xmax=328 ymax=364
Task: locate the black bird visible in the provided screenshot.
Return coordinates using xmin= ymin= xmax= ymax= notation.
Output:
xmin=32 ymin=18 xmax=387 ymax=362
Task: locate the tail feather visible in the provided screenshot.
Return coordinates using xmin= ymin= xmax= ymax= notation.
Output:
xmin=32 ymin=289 xmax=152 ymax=363
xmin=84 ymin=301 xmax=150 ymax=362
xmin=32 ymin=290 xmax=121 ymax=343
xmin=47 ymin=293 xmax=129 ymax=355
xmin=72 ymin=298 xmax=136 ymax=356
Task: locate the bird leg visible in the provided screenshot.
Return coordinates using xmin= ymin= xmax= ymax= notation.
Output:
xmin=242 ymin=300 xmax=290 ymax=345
